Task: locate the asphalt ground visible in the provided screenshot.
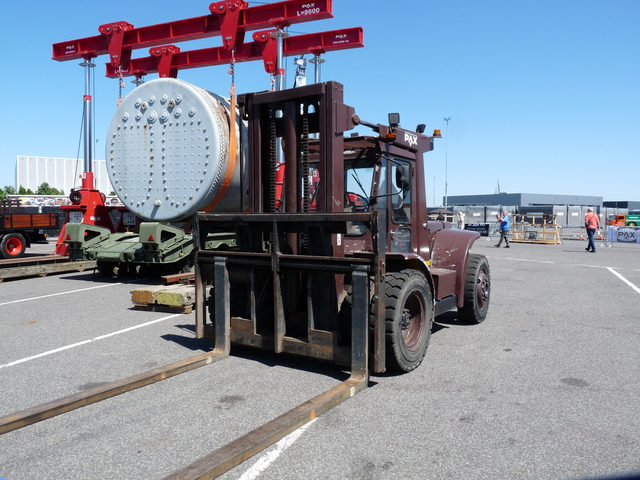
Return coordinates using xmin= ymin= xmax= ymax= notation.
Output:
xmin=1 ymin=238 xmax=639 ymax=480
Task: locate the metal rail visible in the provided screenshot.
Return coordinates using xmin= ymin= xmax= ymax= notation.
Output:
xmin=0 ymin=255 xmax=97 ymax=281
xmin=52 ymin=0 xmax=333 ymax=62
xmin=104 ymin=27 xmax=364 ymax=78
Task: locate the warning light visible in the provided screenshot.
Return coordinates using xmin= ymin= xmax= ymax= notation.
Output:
xmin=432 ymin=129 xmax=442 ymax=138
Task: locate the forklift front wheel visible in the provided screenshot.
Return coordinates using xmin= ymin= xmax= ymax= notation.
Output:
xmin=384 ymin=269 xmax=433 ymax=372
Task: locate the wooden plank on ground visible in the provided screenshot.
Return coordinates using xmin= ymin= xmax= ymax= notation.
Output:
xmin=0 ymin=260 xmax=96 ymax=281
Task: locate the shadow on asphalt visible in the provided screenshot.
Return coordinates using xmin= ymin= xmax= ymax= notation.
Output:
xmin=162 ymin=324 xmax=354 ymax=383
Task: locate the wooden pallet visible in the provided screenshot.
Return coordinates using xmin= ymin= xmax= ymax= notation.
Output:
xmin=131 ymin=284 xmax=196 ymax=314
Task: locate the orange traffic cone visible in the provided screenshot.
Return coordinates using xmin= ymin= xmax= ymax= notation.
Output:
xmin=579 ymin=234 xmax=584 ymax=240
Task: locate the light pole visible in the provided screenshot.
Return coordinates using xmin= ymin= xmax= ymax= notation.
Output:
xmin=443 ymin=117 xmax=451 ymax=209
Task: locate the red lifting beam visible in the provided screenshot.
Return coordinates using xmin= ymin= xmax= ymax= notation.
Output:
xmin=105 ymin=27 xmax=364 ymax=78
xmin=52 ymin=0 xmax=333 ymax=62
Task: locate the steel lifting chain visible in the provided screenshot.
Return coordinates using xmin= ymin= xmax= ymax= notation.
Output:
xmin=116 ymin=66 xmax=125 ymax=107
xmin=228 ymin=47 xmax=236 ymax=97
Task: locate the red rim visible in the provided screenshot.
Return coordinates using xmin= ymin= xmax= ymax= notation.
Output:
xmin=5 ymin=237 xmax=24 ymax=256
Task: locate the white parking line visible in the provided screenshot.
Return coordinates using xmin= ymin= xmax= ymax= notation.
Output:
xmin=238 ymin=419 xmax=317 ymax=480
xmin=607 ymin=267 xmax=640 ymax=295
xmin=504 ymin=258 xmax=555 ymax=264
xmin=0 ymin=282 xmax=127 ymax=307
xmin=0 ymin=314 xmax=181 ymax=370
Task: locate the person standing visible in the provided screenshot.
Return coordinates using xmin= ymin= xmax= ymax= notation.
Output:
xmin=495 ymin=210 xmax=510 ymax=248
xmin=456 ymin=211 xmax=465 ymax=230
xmin=584 ymin=207 xmax=600 ymax=253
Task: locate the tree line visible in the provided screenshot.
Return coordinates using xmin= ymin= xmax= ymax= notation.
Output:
xmin=0 ymin=183 xmax=63 ymax=200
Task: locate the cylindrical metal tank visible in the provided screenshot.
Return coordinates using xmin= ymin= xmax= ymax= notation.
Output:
xmin=106 ymin=78 xmax=246 ymax=222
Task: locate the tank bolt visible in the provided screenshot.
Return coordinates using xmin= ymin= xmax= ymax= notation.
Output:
xmin=122 ymin=112 xmax=129 ymax=121
xmin=175 ymin=95 xmax=182 ymax=104
xmin=161 ymin=94 xmax=168 ymax=104
xmin=174 ymin=108 xmax=182 ymax=118
xmin=147 ymin=111 xmax=157 ymax=123
xmin=189 ymin=108 xmax=197 ymax=116
xmin=168 ymin=99 xmax=176 ymax=108
xmin=134 ymin=98 xmax=142 ymax=107
xmin=148 ymin=95 xmax=156 ymax=105
xmin=141 ymin=102 xmax=148 ymax=111
xmin=155 ymin=199 xmax=162 ymax=206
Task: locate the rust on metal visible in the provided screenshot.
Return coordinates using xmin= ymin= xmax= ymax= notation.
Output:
xmin=0 ymin=350 xmax=226 ymax=435
xmin=162 ymin=378 xmax=366 ymax=480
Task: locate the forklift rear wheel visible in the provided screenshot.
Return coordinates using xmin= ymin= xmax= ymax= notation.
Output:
xmin=1 ymin=233 xmax=27 ymax=259
xmin=458 ymin=254 xmax=490 ymax=324
xmin=384 ymin=269 xmax=433 ymax=372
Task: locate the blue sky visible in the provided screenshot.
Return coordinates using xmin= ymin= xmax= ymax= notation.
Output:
xmin=2 ymin=0 xmax=638 ymax=203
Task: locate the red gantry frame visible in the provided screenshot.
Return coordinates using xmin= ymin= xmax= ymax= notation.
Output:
xmin=52 ymin=0 xmax=363 ymax=254
xmin=52 ymin=0 xmax=345 ymax=67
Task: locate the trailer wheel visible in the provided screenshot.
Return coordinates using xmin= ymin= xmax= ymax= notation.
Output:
xmin=384 ymin=269 xmax=433 ymax=372
xmin=1 ymin=233 xmax=27 ymax=259
xmin=458 ymin=254 xmax=491 ymax=324
xmin=96 ymin=261 xmax=114 ymax=276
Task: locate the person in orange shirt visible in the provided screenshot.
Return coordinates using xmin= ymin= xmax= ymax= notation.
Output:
xmin=584 ymin=207 xmax=600 ymax=253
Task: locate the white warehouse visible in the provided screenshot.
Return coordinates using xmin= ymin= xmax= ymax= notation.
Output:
xmin=16 ymin=156 xmax=114 ymax=194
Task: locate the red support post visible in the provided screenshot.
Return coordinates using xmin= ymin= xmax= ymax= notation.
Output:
xmin=149 ymin=45 xmax=182 ymax=78
xmin=97 ymin=21 xmax=135 ymax=68
xmin=210 ymin=0 xmax=249 ymax=50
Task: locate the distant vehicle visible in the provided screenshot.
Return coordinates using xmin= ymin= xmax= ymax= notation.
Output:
xmin=0 ymin=200 xmax=58 ymax=258
xmin=606 ymin=214 xmax=640 ymax=227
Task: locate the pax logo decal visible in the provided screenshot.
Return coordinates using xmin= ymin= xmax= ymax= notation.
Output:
xmin=404 ymin=132 xmax=418 ymax=147
xmin=616 ymin=227 xmax=638 ymax=243
xmin=297 ymin=3 xmax=320 ymax=15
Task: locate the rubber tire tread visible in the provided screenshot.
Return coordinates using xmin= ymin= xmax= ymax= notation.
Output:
xmin=458 ymin=253 xmax=490 ymax=324
xmin=384 ymin=269 xmax=433 ymax=372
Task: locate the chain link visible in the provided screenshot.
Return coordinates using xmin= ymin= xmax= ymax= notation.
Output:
xmin=117 ymin=66 xmax=125 ymax=107
xmin=228 ymin=47 xmax=236 ymax=96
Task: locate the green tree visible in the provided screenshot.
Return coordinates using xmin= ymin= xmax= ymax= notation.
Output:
xmin=36 ymin=182 xmax=62 ymax=195
xmin=4 ymin=186 xmax=16 ymax=195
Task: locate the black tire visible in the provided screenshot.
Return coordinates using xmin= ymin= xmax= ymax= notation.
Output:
xmin=384 ymin=269 xmax=433 ymax=372
xmin=1 ymin=233 xmax=27 ymax=259
xmin=96 ymin=261 xmax=114 ymax=276
xmin=458 ymin=254 xmax=491 ymax=324
xmin=69 ymin=189 xmax=82 ymax=204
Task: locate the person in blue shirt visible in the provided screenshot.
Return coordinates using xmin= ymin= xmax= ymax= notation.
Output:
xmin=495 ymin=210 xmax=511 ymax=248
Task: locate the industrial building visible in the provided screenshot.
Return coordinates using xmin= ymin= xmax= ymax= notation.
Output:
xmin=446 ymin=193 xmax=637 ymax=227
xmin=447 ymin=193 xmax=602 ymax=208
xmin=15 ymin=156 xmax=114 ymax=195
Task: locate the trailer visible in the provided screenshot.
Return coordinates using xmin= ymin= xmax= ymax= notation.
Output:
xmin=0 ymin=200 xmax=58 ymax=258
